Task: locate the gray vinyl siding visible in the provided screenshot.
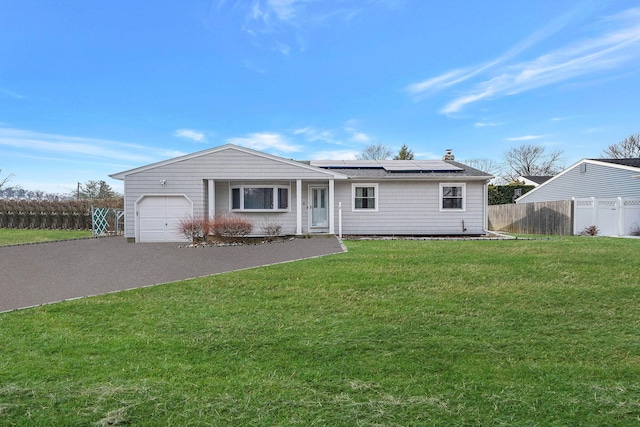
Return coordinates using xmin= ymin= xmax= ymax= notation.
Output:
xmin=517 ymin=162 xmax=640 ymax=203
xmin=122 ymin=149 xmax=334 ymax=238
xmin=333 ymin=180 xmax=487 ymax=235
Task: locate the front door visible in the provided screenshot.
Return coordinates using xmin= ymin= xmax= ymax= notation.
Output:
xmin=309 ymin=186 xmax=328 ymax=230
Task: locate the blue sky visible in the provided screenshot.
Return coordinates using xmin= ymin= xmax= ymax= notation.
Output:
xmin=1 ymin=0 xmax=640 ymax=194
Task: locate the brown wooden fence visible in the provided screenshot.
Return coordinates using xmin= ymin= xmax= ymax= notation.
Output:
xmin=488 ymin=200 xmax=573 ymax=235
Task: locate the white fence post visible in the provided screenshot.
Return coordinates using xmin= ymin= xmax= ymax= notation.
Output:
xmin=618 ymin=197 xmax=624 ymax=236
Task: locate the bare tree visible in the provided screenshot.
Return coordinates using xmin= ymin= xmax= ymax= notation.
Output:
xmin=461 ymin=158 xmax=503 ymax=183
xmin=393 ymin=144 xmax=415 ymax=160
xmin=0 ymin=169 xmax=13 ymax=190
xmin=502 ymin=144 xmax=564 ymax=182
xmin=463 ymin=158 xmax=502 ymax=176
xmin=355 ymin=144 xmax=392 ymax=160
xmin=602 ymin=132 xmax=640 ymax=158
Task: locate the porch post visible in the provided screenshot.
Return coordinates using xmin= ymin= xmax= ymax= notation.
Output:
xmin=329 ymin=179 xmax=335 ymax=234
xmin=208 ymin=179 xmax=215 ymax=220
xmin=296 ymin=179 xmax=302 ymax=235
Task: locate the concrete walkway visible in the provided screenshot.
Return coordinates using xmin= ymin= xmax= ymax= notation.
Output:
xmin=0 ymin=236 xmax=346 ymax=313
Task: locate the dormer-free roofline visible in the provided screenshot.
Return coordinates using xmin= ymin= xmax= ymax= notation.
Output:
xmin=110 ymin=143 xmax=349 ymax=180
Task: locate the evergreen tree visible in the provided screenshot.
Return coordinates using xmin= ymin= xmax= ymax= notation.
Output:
xmin=75 ymin=180 xmax=119 ymax=199
xmin=393 ymin=144 xmax=415 ymax=160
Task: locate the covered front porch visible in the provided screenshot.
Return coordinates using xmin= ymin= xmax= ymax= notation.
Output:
xmin=204 ymin=178 xmax=338 ymax=235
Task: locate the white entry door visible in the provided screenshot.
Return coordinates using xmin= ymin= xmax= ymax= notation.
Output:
xmin=309 ymin=187 xmax=328 ymax=229
xmin=138 ymin=196 xmax=192 ymax=242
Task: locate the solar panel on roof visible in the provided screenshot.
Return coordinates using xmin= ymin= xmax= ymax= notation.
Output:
xmin=309 ymin=159 xmax=463 ymax=172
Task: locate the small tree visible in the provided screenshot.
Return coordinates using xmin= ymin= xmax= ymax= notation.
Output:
xmin=355 ymin=144 xmax=392 ymax=160
xmin=393 ymin=144 xmax=415 ymax=160
xmin=75 ymin=180 xmax=119 ymax=200
xmin=602 ymin=132 xmax=640 ymax=158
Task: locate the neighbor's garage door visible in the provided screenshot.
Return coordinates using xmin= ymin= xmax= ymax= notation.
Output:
xmin=138 ymin=196 xmax=192 ymax=242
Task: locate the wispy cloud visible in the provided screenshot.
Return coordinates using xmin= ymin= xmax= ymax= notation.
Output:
xmin=506 ymin=135 xmax=546 ymax=141
xmin=0 ymin=127 xmax=183 ymax=164
xmin=292 ymin=126 xmax=336 ymax=143
xmin=0 ymin=87 xmax=25 ymax=99
xmin=474 ymin=122 xmax=502 ymax=128
xmin=227 ymin=131 xmax=302 ymax=152
xmin=174 ymin=128 xmax=207 ymax=143
xmin=293 ymin=122 xmax=372 ymax=146
xmin=310 ymin=149 xmax=360 ymax=160
xmin=408 ymin=6 xmax=640 ymax=114
xmin=222 ymin=0 xmax=399 ymax=54
xmin=344 ymin=120 xmax=371 ymax=143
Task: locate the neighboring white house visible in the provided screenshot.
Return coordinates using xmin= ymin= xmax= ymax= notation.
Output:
xmin=515 ymin=158 xmax=640 ymax=236
xmin=110 ymin=144 xmax=493 ymax=242
xmin=516 ymin=158 xmax=640 ymax=203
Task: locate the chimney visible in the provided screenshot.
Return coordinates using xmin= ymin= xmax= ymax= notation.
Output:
xmin=442 ymin=149 xmax=455 ymax=161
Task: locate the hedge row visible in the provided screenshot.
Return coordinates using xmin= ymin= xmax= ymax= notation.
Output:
xmin=0 ymin=198 xmax=123 ymax=230
xmin=488 ymin=185 xmax=535 ymax=205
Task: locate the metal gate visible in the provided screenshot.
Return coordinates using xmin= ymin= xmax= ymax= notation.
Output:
xmin=92 ymin=207 xmax=124 ymax=237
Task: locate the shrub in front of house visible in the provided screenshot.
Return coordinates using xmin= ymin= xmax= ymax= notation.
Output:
xmin=177 ymin=215 xmax=212 ymax=244
xmin=212 ymin=214 xmax=254 ymax=243
xmin=260 ymin=220 xmax=283 ymax=242
xmin=582 ymin=225 xmax=599 ymax=236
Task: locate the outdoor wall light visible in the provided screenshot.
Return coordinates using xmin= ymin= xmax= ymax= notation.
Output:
xmin=160 ymin=180 xmax=167 ymax=186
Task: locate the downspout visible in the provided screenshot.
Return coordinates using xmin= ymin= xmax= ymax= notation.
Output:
xmin=483 ymin=181 xmax=489 ymax=234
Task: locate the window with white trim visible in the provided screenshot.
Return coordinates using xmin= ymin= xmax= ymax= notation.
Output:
xmin=231 ymin=186 xmax=289 ymax=211
xmin=440 ymin=183 xmax=465 ymax=211
xmin=352 ymin=184 xmax=378 ymax=211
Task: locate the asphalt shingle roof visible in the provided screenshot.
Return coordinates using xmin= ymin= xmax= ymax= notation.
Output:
xmin=592 ymin=158 xmax=640 ymax=168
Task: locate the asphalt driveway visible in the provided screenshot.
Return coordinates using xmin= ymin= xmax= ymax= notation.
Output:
xmin=0 ymin=236 xmax=346 ymax=313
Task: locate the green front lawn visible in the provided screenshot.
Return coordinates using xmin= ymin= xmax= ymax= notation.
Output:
xmin=0 ymin=228 xmax=92 ymax=245
xmin=1 ymin=237 xmax=639 ymax=425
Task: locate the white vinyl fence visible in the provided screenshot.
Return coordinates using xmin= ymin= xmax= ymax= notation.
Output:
xmin=573 ymin=197 xmax=640 ymax=236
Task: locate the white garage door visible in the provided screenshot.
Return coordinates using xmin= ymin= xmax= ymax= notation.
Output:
xmin=138 ymin=196 xmax=192 ymax=242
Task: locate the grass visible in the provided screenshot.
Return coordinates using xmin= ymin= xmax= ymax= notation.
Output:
xmin=0 ymin=228 xmax=92 ymax=245
xmin=1 ymin=237 xmax=639 ymax=425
